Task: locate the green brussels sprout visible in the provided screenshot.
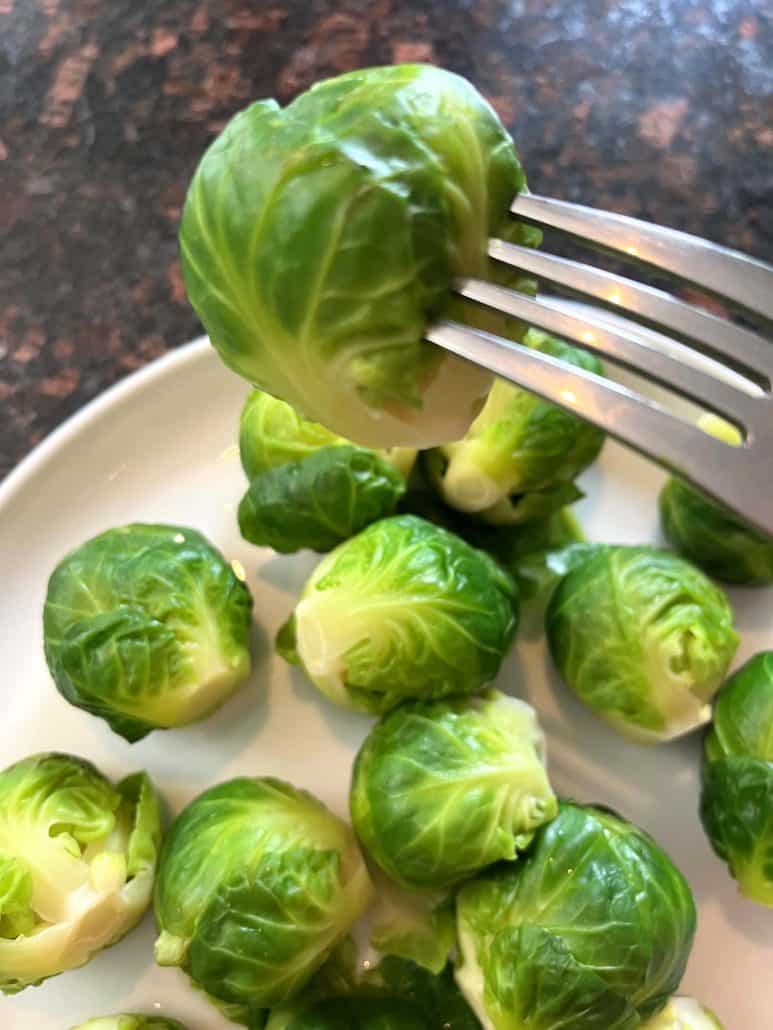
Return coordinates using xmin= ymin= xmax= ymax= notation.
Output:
xmin=0 ymin=753 xmax=161 ymax=994
xmin=239 ymin=389 xmax=417 ymax=482
xmin=425 ymin=331 xmax=605 ymax=525
xmin=455 ymin=802 xmax=697 ymax=1029
xmin=70 ymin=1017 xmax=188 ymax=1030
xmin=546 ymin=545 xmax=738 ymax=743
xmin=153 ymin=777 xmax=373 ymax=1016
xmin=265 ymin=996 xmax=428 ymax=1030
xmin=239 ymin=389 xmax=348 ymax=480
xmin=43 ymin=524 xmax=254 ymax=742
xmin=238 ymin=446 xmax=405 ymax=554
xmin=640 ymin=996 xmax=723 ymax=1029
xmin=660 ymin=480 xmax=773 ymax=586
xmin=277 ymin=515 xmax=519 ymax=714
xmin=367 ymin=868 xmax=455 ymax=974
xmin=351 ymin=691 xmax=556 ymax=890
xmin=181 ymin=64 xmax=540 ymax=449
xmin=659 ymin=414 xmax=773 ymax=586
xmin=700 ymin=652 xmax=773 ymax=906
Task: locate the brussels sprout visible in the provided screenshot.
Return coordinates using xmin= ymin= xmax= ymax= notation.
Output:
xmin=367 ymin=869 xmax=455 ymax=974
xmin=660 ymin=480 xmax=773 ymax=586
xmin=351 ymin=691 xmax=556 ymax=890
xmin=266 ymin=996 xmax=428 ymax=1030
xmin=546 ymin=545 xmax=738 ymax=742
xmin=43 ymin=524 xmax=253 ymax=742
xmin=70 ymin=1017 xmax=188 ymax=1030
xmin=455 ymin=802 xmax=696 ymax=1029
xmin=640 ymin=996 xmax=723 ymax=1029
xmin=0 ymin=753 xmax=161 ymax=994
xmin=181 ymin=64 xmax=541 ymax=449
xmin=277 ymin=515 xmax=518 ymax=714
xmin=154 ymin=777 xmax=373 ymax=1015
xmin=238 ymin=446 xmax=405 ymax=554
xmin=425 ymin=331 xmax=605 ymax=525
xmin=239 ymin=389 xmax=417 ymax=482
xmin=659 ymin=414 xmax=773 ymax=585
xmin=239 ymin=389 xmax=348 ymax=480
xmin=700 ymin=652 xmax=773 ymax=906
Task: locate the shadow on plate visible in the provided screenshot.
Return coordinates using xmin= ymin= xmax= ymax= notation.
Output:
xmin=286 ymin=664 xmax=374 ymax=751
xmin=527 ymin=648 xmax=704 ymax=823
xmin=131 ymin=618 xmax=274 ymax=796
xmin=727 ymin=583 xmax=773 ymax=634
xmin=257 ymin=550 xmax=321 ymax=598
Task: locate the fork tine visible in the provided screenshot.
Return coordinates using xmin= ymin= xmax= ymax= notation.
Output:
xmin=456 ymin=279 xmax=757 ymax=425
xmin=511 ymin=193 xmax=773 ymax=323
xmin=488 ymin=238 xmax=773 ymax=387
xmin=426 ymin=320 xmax=772 ymax=537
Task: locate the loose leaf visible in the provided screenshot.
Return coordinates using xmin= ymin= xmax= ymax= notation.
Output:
xmin=238 ymin=446 xmax=405 ymax=554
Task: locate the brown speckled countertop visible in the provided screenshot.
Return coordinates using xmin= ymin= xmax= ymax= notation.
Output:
xmin=1 ymin=0 xmax=771 ymax=478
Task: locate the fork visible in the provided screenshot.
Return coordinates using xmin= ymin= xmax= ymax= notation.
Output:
xmin=426 ymin=194 xmax=773 ymax=537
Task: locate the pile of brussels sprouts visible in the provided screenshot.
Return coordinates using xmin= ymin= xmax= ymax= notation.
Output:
xmin=3 ymin=62 xmax=770 ymax=1029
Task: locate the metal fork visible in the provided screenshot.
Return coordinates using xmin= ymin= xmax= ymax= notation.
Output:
xmin=426 ymin=194 xmax=773 ymax=537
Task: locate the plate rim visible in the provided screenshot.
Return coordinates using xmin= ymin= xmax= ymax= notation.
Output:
xmin=0 ymin=336 xmax=210 ymax=511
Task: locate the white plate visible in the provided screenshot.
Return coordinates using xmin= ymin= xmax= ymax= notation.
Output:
xmin=1 ymin=338 xmax=771 ymax=1029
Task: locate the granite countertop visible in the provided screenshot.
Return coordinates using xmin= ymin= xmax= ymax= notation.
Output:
xmin=1 ymin=0 xmax=771 ymax=478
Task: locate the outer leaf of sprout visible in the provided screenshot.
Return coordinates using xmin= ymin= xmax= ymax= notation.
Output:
xmin=238 ymin=446 xmax=405 ymax=554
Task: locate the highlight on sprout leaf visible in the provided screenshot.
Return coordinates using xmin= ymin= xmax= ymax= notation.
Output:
xmin=43 ymin=523 xmax=254 ymax=742
xmin=0 ymin=752 xmax=161 ymax=995
xmin=239 ymin=389 xmax=349 ymax=481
